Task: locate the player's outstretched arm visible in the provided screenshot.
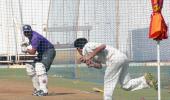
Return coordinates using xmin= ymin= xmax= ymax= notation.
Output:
xmin=85 ymin=44 xmax=106 ymax=60
xmin=79 ymin=44 xmax=106 ymax=63
xmin=86 ymin=60 xmax=102 ymax=69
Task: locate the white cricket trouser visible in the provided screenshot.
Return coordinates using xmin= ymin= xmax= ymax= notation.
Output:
xmin=104 ymin=59 xmax=149 ymax=100
xmin=25 ymin=64 xmax=40 ymax=91
xmin=35 ymin=63 xmax=48 ymax=93
xmin=26 ymin=63 xmax=48 ymax=93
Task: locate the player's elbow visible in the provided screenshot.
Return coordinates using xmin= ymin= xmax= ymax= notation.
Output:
xmin=101 ymin=44 xmax=106 ymax=50
xmin=96 ymin=44 xmax=106 ymax=53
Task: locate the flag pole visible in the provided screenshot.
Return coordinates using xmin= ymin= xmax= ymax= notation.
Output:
xmin=157 ymin=40 xmax=161 ymax=100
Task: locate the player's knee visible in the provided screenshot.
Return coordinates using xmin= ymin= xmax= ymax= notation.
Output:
xmin=35 ymin=62 xmax=46 ymax=76
xmin=25 ymin=64 xmax=35 ymax=76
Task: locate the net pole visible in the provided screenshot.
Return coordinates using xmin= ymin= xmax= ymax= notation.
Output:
xmin=157 ymin=40 xmax=161 ymax=100
xmin=18 ymin=0 xmax=24 ymax=62
xmin=115 ymin=0 xmax=120 ymax=49
xmin=18 ymin=0 xmax=24 ymax=40
xmin=74 ymin=0 xmax=80 ymax=79
xmin=11 ymin=0 xmax=19 ymax=63
xmin=45 ymin=0 xmax=52 ymax=38
xmin=6 ymin=0 xmax=11 ymax=63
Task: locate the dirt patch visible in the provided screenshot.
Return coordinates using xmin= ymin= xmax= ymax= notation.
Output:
xmin=0 ymin=80 xmax=102 ymax=100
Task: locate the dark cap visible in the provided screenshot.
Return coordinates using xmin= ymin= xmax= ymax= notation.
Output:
xmin=74 ymin=38 xmax=88 ymax=49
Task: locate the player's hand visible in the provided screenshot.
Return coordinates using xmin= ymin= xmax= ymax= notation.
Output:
xmin=79 ymin=56 xmax=86 ymax=63
xmin=86 ymin=59 xmax=93 ymax=65
xmin=86 ymin=60 xmax=102 ymax=69
xmin=86 ymin=60 xmax=94 ymax=68
xmin=21 ymin=46 xmax=27 ymax=53
xmin=79 ymin=54 xmax=93 ymax=63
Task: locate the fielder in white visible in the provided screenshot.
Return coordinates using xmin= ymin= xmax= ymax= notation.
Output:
xmin=74 ymin=38 xmax=157 ymax=100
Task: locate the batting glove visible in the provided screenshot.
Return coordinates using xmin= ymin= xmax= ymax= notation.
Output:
xmin=21 ymin=46 xmax=27 ymax=53
xmin=21 ymin=41 xmax=29 ymax=47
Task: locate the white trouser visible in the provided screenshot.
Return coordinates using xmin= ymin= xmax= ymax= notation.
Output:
xmin=35 ymin=63 xmax=48 ymax=93
xmin=26 ymin=63 xmax=48 ymax=93
xmin=25 ymin=64 xmax=40 ymax=91
xmin=104 ymin=59 xmax=149 ymax=100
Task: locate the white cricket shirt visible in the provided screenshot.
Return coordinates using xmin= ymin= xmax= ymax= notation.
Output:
xmin=82 ymin=42 xmax=127 ymax=64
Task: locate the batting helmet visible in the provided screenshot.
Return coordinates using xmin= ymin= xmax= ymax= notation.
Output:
xmin=23 ymin=25 xmax=32 ymax=37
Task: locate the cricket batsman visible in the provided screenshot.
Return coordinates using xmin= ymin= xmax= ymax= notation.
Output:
xmin=74 ymin=38 xmax=157 ymax=100
xmin=21 ymin=25 xmax=56 ymax=96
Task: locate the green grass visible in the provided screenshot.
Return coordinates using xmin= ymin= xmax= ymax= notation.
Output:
xmin=0 ymin=68 xmax=170 ymax=100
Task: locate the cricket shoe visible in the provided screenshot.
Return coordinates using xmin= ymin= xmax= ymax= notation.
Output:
xmin=144 ymin=73 xmax=158 ymax=90
xmin=32 ymin=88 xmax=39 ymax=96
xmin=34 ymin=90 xmax=48 ymax=96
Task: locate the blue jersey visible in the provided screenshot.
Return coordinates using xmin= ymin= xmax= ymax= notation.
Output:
xmin=29 ymin=31 xmax=54 ymax=54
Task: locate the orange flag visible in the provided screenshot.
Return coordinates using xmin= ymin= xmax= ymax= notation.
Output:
xmin=149 ymin=0 xmax=168 ymax=40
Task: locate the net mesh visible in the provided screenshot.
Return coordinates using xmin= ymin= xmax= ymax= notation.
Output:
xmin=0 ymin=0 xmax=170 ymax=99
